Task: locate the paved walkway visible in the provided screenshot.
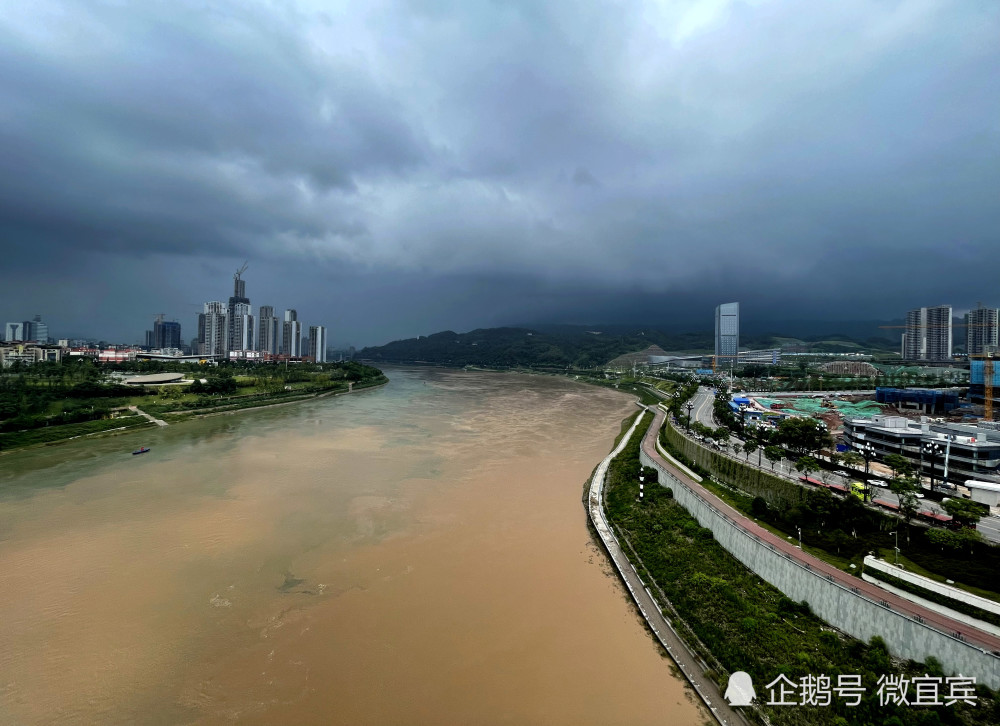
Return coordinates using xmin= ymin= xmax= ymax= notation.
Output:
xmin=129 ymin=405 xmax=168 ymax=427
xmin=588 ymin=409 xmax=748 ymax=726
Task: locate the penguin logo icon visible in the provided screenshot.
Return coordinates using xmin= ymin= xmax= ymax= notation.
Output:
xmin=724 ymin=671 xmax=755 ymax=706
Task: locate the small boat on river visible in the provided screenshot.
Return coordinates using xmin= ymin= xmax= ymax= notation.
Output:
xmin=132 ymin=447 xmax=151 ymax=455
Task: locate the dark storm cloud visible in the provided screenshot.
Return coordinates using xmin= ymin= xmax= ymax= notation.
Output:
xmin=0 ymin=0 xmax=998 ymax=344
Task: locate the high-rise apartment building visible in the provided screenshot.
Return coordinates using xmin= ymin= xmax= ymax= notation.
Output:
xmin=714 ymin=302 xmax=739 ymax=360
xmin=282 ymin=309 xmax=300 ymax=357
xmin=904 ymin=305 xmax=952 ymax=361
xmin=309 ymin=325 xmax=327 ymax=362
xmin=146 ymin=315 xmax=182 ymax=349
xmin=198 ymin=301 xmax=228 ymax=356
xmin=227 ymin=268 xmax=253 ymax=353
xmin=257 ymin=305 xmax=279 ymax=355
xmin=966 ymin=304 xmax=999 ymax=356
xmin=230 ymin=302 xmax=254 ymax=352
xmin=161 ymin=321 xmax=181 ymax=349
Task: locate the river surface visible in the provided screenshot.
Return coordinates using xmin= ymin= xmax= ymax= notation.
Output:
xmin=0 ymin=368 xmax=702 ymax=726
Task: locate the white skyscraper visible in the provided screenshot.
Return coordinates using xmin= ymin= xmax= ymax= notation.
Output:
xmin=257 ymin=305 xmax=279 ymax=355
xmin=198 ymin=301 xmax=228 ymax=357
xmin=309 ymin=325 xmax=327 ymax=362
xmin=282 ymin=309 xmax=300 ymax=357
xmin=967 ymin=304 xmax=999 ymax=356
xmin=229 ymin=302 xmax=254 ymax=352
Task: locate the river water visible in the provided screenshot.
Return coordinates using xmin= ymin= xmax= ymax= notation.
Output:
xmin=0 ymin=368 xmax=702 ymax=726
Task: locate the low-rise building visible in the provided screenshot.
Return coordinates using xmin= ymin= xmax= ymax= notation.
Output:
xmin=0 ymin=345 xmax=63 ymax=367
xmin=842 ymin=415 xmax=1000 ymax=486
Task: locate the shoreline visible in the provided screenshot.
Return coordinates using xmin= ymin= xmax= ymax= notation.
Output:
xmin=0 ymin=377 xmax=389 ymax=457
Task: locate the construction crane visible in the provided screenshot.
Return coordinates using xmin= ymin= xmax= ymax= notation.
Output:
xmin=235 ymin=261 xmax=249 ymax=280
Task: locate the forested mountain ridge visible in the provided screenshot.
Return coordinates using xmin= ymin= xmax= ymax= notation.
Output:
xmin=360 ymin=325 xmax=894 ymax=368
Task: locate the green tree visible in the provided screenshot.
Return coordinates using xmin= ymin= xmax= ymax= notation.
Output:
xmin=883 ymin=453 xmax=913 ymax=479
xmin=794 ymin=456 xmax=819 ymax=481
xmin=942 ymin=498 xmax=985 ymax=529
xmin=841 ymin=451 xmax=864 ymax=471
xmin=775 ymin=417 xmax=833 ymax=457
xmin=890 ymin=475 xmax=921 ymax=541
xmin=764 ymin=446 xmax=783 ymax=472
xmin=927 ymin=527 xmax=982 ymax=553
xmin=742 ymin=440 xmax=758 ymax=464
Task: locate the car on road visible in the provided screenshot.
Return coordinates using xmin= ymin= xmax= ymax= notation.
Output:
xmin=868 ymin=479 xmax=886 ymax=488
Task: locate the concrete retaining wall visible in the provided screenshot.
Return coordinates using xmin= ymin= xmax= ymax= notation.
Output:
xmin=640 ymin=445 xmax=1000 ymax=689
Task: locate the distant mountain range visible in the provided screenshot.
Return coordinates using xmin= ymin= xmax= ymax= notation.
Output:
xmin=359 ymin=323 xmax=899 ymax=368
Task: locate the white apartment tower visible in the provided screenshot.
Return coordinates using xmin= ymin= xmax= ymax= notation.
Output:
xmin=257 ymin=305 xmax=279 ymax=355
xmin=309 ymin=325 xmax=327 ymax=363
xmin=230 ymin=302 xmax=254 ymax=352
xmin=198 ymin=301 xmax=228 ymax=357
xmin=282 ymin=309 xmax=301 ymax=357
xmin=967 ymin=304 xmax=999 ymax=356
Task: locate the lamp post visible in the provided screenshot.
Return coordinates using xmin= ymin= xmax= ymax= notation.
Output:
xmin=860 ymin=442 xmax=875 ymax=475
xmin=686 ymin=402 xmax=694 ymax=431
xmin=796 ymin=526 xmax=802 ymax=550
xmin=889 ymin=530 xmax=899 ymax=566
xmin=923 ymin=441 xmax=943 ymax=492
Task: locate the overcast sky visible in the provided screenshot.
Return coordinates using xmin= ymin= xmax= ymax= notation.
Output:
xmin=1 ymin=0 xmax=997 ymax=347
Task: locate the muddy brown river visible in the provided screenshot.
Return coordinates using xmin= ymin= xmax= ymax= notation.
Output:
xmin=0 ymin=367 xmax=703 ymax=725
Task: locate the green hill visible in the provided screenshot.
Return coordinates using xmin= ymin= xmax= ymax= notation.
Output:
xmin=361 ymin=327 xmax=715 ymax=368
xmin=359 ymin=325 xmax=898 ymax=369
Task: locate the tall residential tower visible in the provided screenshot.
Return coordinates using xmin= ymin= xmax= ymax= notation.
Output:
xmin=257 ymin=305 xmax=279 ymax=355
xmin=282 ymin=309 xmax=301 ymax=357
xmin=227 ymin=265 xmax=254 ymax=353
xmin=309 ymin=325 xmax=327 ymax=363
xmin=198 ymin=302 xmax=228 ymax=357
xmin=714 ymin=302 xmax=739 ymax=361
xmin=967 ymin=304 xmax=999 ymax=356
xmin=903 ymin=305 xmax=952 ymax=361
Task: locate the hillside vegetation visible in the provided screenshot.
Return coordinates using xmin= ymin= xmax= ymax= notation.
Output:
xmin=360 ymin=325 xmax=897 ymax=368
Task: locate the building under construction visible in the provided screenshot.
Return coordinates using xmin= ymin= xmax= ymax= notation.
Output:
xmin=970 ymin=359 xmax=1000 ymax=417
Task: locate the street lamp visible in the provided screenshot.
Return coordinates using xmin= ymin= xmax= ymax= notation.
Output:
xmin=796 ymin=526 xmax=802 ymax=550
xmin=686 ymin=402 xmax=694 ymax=431
xmin=923 ymin=441 xmax=943 ymax=492
xmin=860 ymin=442 xmax=876 ymax=475
xmin=889 ymin=530 xmax=899 ymax=566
